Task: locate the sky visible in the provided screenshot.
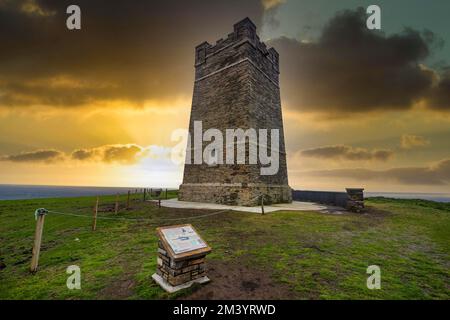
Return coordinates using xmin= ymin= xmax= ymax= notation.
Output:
xmin=0 ymin=0 xmax=449 ymax=193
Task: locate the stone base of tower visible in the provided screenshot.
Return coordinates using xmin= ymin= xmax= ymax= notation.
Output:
xmin=178 ymin=183 xmax=292 ymax=206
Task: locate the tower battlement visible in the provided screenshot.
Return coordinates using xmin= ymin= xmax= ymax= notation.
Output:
xmin=195 ymin=18 xmax=279 ymax=83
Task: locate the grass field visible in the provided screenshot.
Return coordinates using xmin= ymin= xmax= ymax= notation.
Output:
xmin=0 ymin=193 xmax=449 ymax=300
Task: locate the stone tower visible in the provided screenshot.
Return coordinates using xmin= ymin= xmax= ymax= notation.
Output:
xmin=179 ymin=18 xmax=291 ymax=206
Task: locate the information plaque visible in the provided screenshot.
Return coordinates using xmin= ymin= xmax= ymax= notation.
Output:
xmin=153 ymin=224 xmax=212 ymax=291
xmin=161 ymin=225 xmax=206 ymax=254
xmin=156 ymin=224 xmax=211 ymax=260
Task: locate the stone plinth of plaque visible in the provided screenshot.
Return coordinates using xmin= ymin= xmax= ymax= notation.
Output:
xmin=346 ymin=188 xmax=365 ymax=212
xmin=152 ymin=224 xmax=211 ymax=293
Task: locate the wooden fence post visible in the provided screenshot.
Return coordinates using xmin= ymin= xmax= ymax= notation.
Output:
xmin=158 ymin=198 xmax=161 ymax=208
xmin=115 ymin=194 xmax=119 ymax=214
xmin=165 ymin=188 xmax=168 ymax=200
xmin=260 ymin=195 xmax=265 ymax=215
xmin=143 ymin=188 xmax=146 ymax=201
xmin=127 ymin=190 xmax=130 ymax=209
xmin=92 ymin=196 xmax=99 ymax=231
xmin=30 ymin=209 xmax=47 ymax=273
xmin=150 ymin=188 xmax=153 ymax=200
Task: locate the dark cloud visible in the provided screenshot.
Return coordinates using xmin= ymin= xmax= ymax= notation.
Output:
xmin=425 ymin=68 xmax=450 ymax=110
xmin=72 ymin=144 xmax=145 ymax=164
xmin=301 ymin=145 xmax=394 ymax=161
xmin=0 ymin=149 xmax=64 ymax=162
xmin=71 ymin=148 xmax=96 ymax=161
xmin=0 ymin=0 xmax=265 ymax=108
xmin=303 ymin=158 xmax=450 ymax=186
xmin=270 ymin=8 xmax=448 ymax=113
xmin=102 ymin=145 xmax=144 ymax=164
xmin=2 ymin=4 xmax=448 ymax=113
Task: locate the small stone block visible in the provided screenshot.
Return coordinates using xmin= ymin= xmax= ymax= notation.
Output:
xmin=168 ymin=272 xmax=192 ymax=286
xmin=188 ymin=257 xmax=206 ymax=266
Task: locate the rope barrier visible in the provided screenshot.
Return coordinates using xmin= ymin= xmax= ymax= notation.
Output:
xmin=43 ymin=194 xmax=263 ymax=223
xmin=46 ymin=208 xmax=230 ymax=222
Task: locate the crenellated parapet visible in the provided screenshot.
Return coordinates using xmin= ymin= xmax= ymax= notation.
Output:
xmin=194 ymin=18 xmax=280 ymax=84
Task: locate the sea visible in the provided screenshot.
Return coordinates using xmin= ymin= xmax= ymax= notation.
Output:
xmin=0 ymin=184 xmax=449 ymax=203
xmin=365 ymin=192 xmax=450 ymax=203
xmin=0 ymin=184 xmax=170 ymax=201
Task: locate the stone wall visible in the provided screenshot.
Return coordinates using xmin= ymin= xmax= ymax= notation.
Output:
xmin=179 ymin=18 xmax=291 ymax=205
xmin=292 ymin=189 xmax=365 ymax=212
xmin=292 ymin=190 xmax=349 ymax=208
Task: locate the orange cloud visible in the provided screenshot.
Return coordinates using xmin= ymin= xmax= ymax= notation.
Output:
xmin=400 ymin=134 xmax=430 ymax=149
xmin=262 ymin=0 xmax=285 ymax=10
xmin=0 ymin=144 xmax=154 ymax=165
xmin=300 ymin=145 xmax=394 ymax=162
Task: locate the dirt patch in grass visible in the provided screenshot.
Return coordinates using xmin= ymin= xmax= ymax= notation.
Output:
xmin=97 ymin=275 xmax=136 ymax=300
xmin=363 ymin=205 xmax=392 ymax=217
xmin=340 ymin=206 xmax=392 ymax=231
xmin=96 ymin=251 xmax=141 ymax=300
xmin=180 ymin=260 xmax=293 ymax=300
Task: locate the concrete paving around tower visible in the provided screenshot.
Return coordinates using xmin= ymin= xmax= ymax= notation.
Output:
xmin=149 ymin=198 xmax=346 ymax=214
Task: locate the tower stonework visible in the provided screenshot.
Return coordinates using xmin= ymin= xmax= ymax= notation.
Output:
xmin=179 ymin=18 xmax=292 ymax=206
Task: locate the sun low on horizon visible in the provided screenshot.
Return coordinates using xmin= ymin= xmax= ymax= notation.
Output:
xmin=1 ymin=0 xmax=450 ymax=194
